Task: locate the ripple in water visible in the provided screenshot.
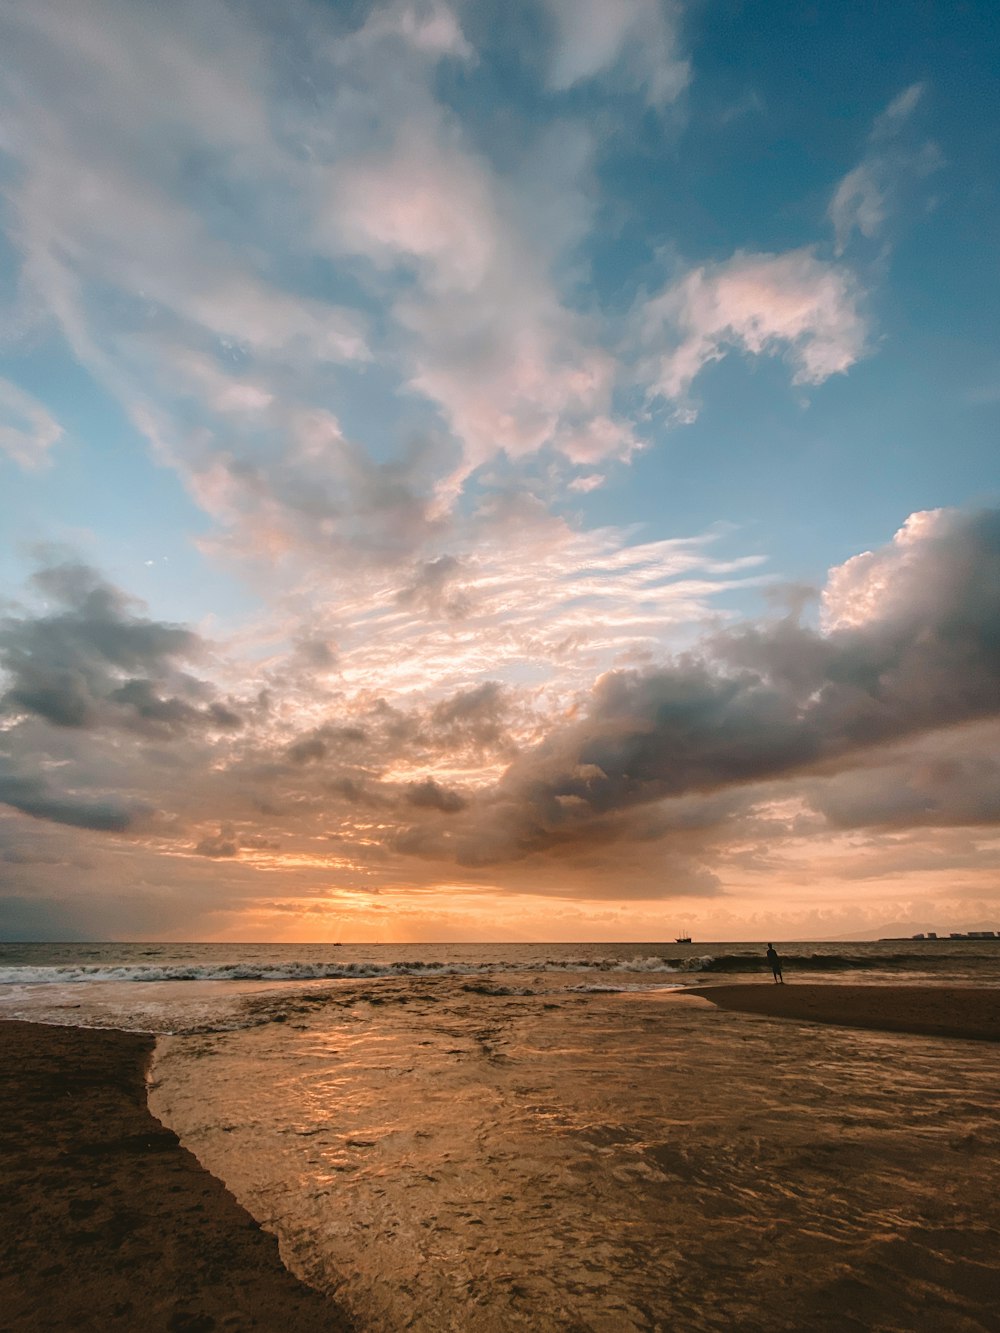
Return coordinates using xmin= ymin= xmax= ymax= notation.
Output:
xmin=150 ymin=974 xmax=1000 ymax=1332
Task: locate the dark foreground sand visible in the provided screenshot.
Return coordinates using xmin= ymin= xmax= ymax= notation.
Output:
xmin=0 ymin=1020 xmax=352 ymax=1332
xmin=697 ymin=982 xmax=1000 ymax=1042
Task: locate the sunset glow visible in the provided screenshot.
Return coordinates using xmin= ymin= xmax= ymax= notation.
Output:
xmin=1 ymin=0 xmax=998 ymax=942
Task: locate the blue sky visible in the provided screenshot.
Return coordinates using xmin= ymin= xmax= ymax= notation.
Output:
xmin=0 ymin=0 xmax=998 ymax=941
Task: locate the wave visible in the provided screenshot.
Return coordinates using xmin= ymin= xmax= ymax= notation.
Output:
xmin=0 ymin=955 xmax=689 ymax=985
xmin=0 ymin=960 xmax=488 ymax=985
xmin=0 ymin=949 xmax=983 ymax=987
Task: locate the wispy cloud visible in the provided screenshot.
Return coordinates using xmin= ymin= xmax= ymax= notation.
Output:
xmin=829 ymin=83 xmax=943 ymax=255
xmin=0 ymin=378 xmax=63 ymax=469
xmin=542 ymin=0 xmax=690 ymax=106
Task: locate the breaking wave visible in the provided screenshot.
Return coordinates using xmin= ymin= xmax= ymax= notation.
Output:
xmin=0 ymin=957 xmax=681 ymax=986
xmin=1 ymin=949 xmax=986 ymax=987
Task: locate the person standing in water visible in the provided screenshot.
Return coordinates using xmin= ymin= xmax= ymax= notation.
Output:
xmin=766 ymin=943 xmax=784 ymax=983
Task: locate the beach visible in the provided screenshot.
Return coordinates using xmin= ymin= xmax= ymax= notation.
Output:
xmin=0 ymin=1020 xmax=353 ymax=1332
xmin=3 ymin=960 xmax=1000 ymax=1331
xmin=695 ymin=982 xmax=1000 ymax=1042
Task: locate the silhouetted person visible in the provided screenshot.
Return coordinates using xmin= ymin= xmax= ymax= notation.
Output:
xmin=766 ymin=943 xmax=784 ymax=984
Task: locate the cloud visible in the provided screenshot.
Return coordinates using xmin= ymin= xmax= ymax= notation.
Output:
xmin=0 ymin=378 xmax=64 ymax=469
xmin=1 ymin=0 xmax=368 ymax=367
xmin=0 ymin=3 xmax=975 ymax=934
xmin=0 ymin=559 xmax=240 ymax=736
xmin=405 ymin=777 xmax=467 ymax=812
xmin=194 ymin=823 xmax=240 ymax=858
xmin=829 ymin=83 xmax=943 ymax=255
xmin=0 ymin=0 xmax=874 ymax=600
xmin=1 ymin=512 xmax=998 ymax=922
xmin=343 ymin=0 xmax=475 ymax=62
xmin=286 ymin=725 xmax=369 ymax=766
xmin=456 ymin=508 xmax=1000 ymax=860
xmin=542 ymin=0 xmax=690 ymax=106
xmin=641 ymin=249 xmax=868 ymax=402
xmin=322 ymin=106 xmax=633 ymax=490
xmin=807 ymin=726 xmax=1000 ymax=832
xmin=0 ymin=0 xmax=648 ymax=569
xmin=395 ymin=555 xmax=471 ymax=618
xmin=0 ymin=770 xmax=136 ymax=831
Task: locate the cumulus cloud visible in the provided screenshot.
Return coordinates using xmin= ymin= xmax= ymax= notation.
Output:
xmin=396 ymin=555 xmax=471 ymax=618
xmin=322 ymin=104 xmax=633 ymax=490
xmin=807 ymin=727 xmax=1000 ymax=832
xmin=641 ymin=249 xmax=868 ymax=402
xmin=406 ymin=777 xmax=467 ymax=812
xmin=0 ymin=560 xmax=241 ymax=736
xmin=451 ymin=508 xmax=1000 ymax=861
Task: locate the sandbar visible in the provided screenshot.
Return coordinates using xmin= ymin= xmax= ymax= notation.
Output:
xmin=0 ymin=1019 xmax=353 ymax=1331
xmin=694 ymin=982 xmax=1000 ymax=1042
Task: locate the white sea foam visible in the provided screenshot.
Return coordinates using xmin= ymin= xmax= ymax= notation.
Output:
xmin=0 ymin=955 xmax=686 ymax=986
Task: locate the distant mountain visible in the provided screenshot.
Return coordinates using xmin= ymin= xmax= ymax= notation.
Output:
xmin=821 ymin=921 xmax=999 ymax=942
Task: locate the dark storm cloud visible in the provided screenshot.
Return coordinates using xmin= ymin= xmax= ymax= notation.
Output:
xmin=0 ymin=560 xmax=242 ymax=737
xmin=406 ymin=778 xmax=467 ymax=812
xmin=0 ymin=772 xmax=135 ymax=831
xmin=287 ymin=724 xmax=369 ymax=765
xmin=430 ymin=681 xmax=512 ymax=752
xmin=461 ymin=508 xmax=1000 ymax=857
xmin=194 ymin=824 xmax=241 ymax=858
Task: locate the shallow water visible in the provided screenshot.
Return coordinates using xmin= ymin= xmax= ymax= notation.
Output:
xmin=150 ymin=975 xmax=1000 ymax=1332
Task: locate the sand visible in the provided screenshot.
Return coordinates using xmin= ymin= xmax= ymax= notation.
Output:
xmin=0 ymin=1020 xmax=353 ymax=1332
xmin=695 ymin=982 xmax=1000 ymax=1042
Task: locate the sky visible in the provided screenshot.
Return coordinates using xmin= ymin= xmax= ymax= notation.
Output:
xmin=1 ymin=0 xmax=998 ymax=943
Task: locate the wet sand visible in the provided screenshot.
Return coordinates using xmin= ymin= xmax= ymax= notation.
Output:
xmin=0 ymin=1020 xmax=353 ymax=1332
xmin=151 ymin=977 xmax=1000 ymax=1331
xmin=695 ymin=983 xmax=1000 ymax=1042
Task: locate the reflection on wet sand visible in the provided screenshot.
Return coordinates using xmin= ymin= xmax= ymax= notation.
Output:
xmin=151 ymin=978 xmax=1000 ymax=1331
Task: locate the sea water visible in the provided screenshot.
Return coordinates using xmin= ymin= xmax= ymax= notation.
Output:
xmin=3 ymin=940 xmax=999 ymax=1331
xmin=3 ymin=938 xmax=999 ymax=1032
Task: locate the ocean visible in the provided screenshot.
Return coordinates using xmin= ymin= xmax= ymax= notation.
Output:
xmin=3 ymin=940 xmax=999 ymax=1330
xmin=3 ymin=938 xmax=999 ymax=1032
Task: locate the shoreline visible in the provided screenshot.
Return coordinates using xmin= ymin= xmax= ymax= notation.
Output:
xmin=0 ymin=1019 xmax=353 ymax=1332
xmin=691 ymin=982 xmax=1000 ymax=1042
